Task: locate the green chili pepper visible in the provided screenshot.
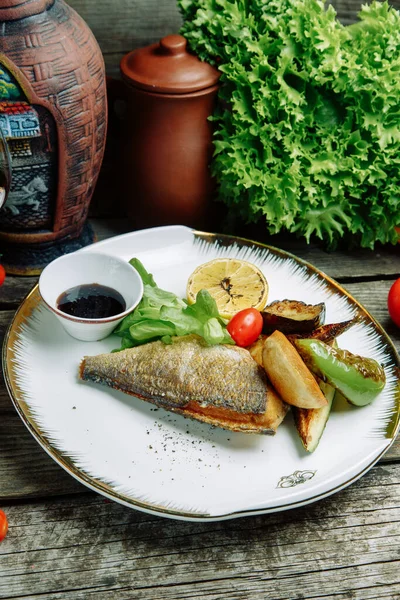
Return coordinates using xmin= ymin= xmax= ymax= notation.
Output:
xmin=295 ymin=339 xmax=386 ymax=406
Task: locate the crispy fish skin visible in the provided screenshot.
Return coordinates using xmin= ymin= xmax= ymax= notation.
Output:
xmin=177 ymin=390 xmax=288 ymax=434
xmin=80 ymin=335 xmax=268 ymax=415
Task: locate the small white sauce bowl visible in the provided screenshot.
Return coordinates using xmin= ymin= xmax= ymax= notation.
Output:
xmin=39 ymin=251 xmax=144 ymax=342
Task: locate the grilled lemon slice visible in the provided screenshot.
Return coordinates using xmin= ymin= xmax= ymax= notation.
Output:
xmin=187 ymin=258 xmax=269 ymax=319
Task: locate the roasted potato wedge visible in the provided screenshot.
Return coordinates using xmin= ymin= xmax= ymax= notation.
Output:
xmin=247 ymin=335 xmax=268 ymax=367
xmin=265 ymin=382 xmax=290 ymax=430
xmin=262 ymin=300 xmax=325 ymax=334
xmin=262 ymin=330 xmax=328 ymax=409
xmin=247 ymin=336 xmax=290 ymax=428
xmin=292 ymin=380 xmax=336 ymax=452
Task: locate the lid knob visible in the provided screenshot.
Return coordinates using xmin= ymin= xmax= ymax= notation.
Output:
xmin=159 ymin=35 xmax=187 ymax=56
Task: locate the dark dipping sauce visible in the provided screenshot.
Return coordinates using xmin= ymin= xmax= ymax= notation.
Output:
xmin=57 ymin=283 xmax=126 ymax=319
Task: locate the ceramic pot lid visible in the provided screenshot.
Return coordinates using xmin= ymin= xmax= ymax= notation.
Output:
xmin=120 ymin=34 xmax=220 ymax=94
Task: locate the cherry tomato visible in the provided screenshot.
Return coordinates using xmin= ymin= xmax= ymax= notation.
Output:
xmin=0 ymin=510 xmax=8 ymax=542
xmin=388 ymin=278 xmax=400 ymax=327
xmin=227 ymin=308 xmax=263 ymax=347
xmin=0 ymin=265 xmax=5 ymax=287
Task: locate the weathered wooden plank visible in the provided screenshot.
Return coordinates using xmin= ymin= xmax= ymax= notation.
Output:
xmin=0 ymin=221 xmax=130 ymax=304
xmin=345 ymin=280 xmax=400 ymax=463
xmin=344 ymin=279 xmax=400 ymax=341
xmin=92 ymin=219 xmax=400 ymax=282
xmin=0 ymin=310 xmax=84 ymax=498
xmin=331 ymin=0 xmax=400 ymax=23
xmin=0 ymin=278 xmax=37 ymax=309
xmin=92 ymin=218 xmax=132 ymax=241
xmin=0 ymin=413 xmax=84 ymax=500
xmin=69 ymin=0 xmax=182 ymax=54
xmin=226 ymin=221 xmax=400 ymax=282
xmin=0 ymin=309 xmax=84 ymax=498
xmin=68 ymin=0 xmax=400 ymax=80
xmin=1 ymin=220 xmax=400 ymax=309
xmin=68 ymin=0 xmax=182 ymax=79
xmin=2 ymin=3 xmax=400 ymax=596
xmin=0 ymin=221 xmax=130 ymax=309
xmin=13 ymin=587 xmax=399 ymax=600
xmin=0 ymin=463 xmax=400 ymax=598
xmin=93 ymin=219 xmax=400 ymax=282
xmin=1 ymin=248 xmax=398 ymax=311
xmin=15 ymin=585 xmax=398 ymax=600
xmin=0 ymin=310 xmax=14 ymax=414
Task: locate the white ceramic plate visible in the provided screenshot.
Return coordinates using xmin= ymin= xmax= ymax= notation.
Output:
xmin=3 ymin=226 xmax=400 ymax=521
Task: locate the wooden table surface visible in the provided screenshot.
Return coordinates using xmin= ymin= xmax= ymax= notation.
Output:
xmin=1 ymin=219 xmax=400 ymax=600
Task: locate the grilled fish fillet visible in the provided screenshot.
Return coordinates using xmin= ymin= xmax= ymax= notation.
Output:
xmin=79 ymin=335 xmax=288 ymax=434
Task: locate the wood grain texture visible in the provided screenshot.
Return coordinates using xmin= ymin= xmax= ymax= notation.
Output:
xmin=2 ymin=2 xmax=400 ymax=595
xmin=0 ymin=310 xmax=85 ymax=498
xmin=0 ymin=412 xmax=85 ymax=499
xmin=68 ymin=0 xmax=400 ymax=79
xmin=68 ymin=0 xmax=183 ymax=79
xmin=1 ymin=463 xmax=400 ymax=599
xmin=1 ymin=219 xmax=399 ymax=308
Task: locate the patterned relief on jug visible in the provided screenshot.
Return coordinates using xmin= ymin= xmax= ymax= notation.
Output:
xmin=0 ymin=64 xmax=57 ymax=231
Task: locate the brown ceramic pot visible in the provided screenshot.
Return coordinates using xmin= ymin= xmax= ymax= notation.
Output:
xmin=0 ymin=0 xmax=107 ymax=274
xmin=119 ymin=34 xmax=220 ymax=229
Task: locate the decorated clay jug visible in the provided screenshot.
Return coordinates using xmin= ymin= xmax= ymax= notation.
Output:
xmin=119 ymin=34 xmax=220 ymax=229
xmin=0 ymin=0 xmax=107 ymax=274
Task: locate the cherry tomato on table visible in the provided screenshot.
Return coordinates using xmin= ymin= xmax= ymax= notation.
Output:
xmin=0 ymin=510 xmax=8 ymax=542
xmin=0 ymin=264 xmax=5 ymax=287
xmin=388 ymin=278 xmax=400 ymax=328
xmin=227 ymin=308 xmax=263 ymax=347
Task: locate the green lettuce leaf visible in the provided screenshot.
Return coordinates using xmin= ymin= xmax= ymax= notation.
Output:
xmin=113 ymin=259 xmax=233 ymax=349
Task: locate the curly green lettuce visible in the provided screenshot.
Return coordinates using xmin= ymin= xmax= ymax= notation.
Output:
xmin=178 ymin=0 xmax=400 ymax=248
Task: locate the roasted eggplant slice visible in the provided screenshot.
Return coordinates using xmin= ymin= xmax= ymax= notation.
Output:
xmin=286 ymin=319 xmax=356 ymax=346
xmin=293 ymin=380 xmax=336 ymax=452
xmin=262 ymin=330 xmax=328 ymax=409
xmin=262 ymin=300 xmax=326 ymax=334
